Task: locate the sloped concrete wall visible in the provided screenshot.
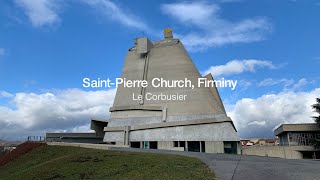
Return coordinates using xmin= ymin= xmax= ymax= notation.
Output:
xmin=111 ymin=40 xmax=226 ymax=118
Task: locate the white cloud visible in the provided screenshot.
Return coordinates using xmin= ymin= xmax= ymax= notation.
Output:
xmin=0 ymin=48 xmax=5 ymax=56
xmin=203 ymin=59 xmax=276 ymax=77
xmin=290 ymin=78 xmax=309 ymax=90
xmin=15 ymin=0 xmax=150 ymax=31
xmin=15 ymin=0 xmax=61 ymax=27
xmin=0 ymin=91 xmax=14 ymax=98
xmin=161 ymin=2 xmax=272 ymax=52
xmin=238 ymin=80 xmax=252 ymax=90
xmin=258 ymin=78 xmax=294 ymax=87
xmin=258 ymin=78 xmax=313 ymax=91
xmin=228 ymin=88 xmax=320 ymax=138
xmin=83 ymin=0 xmax=150 ymax=32
xmin=161 ymin=2 xmax=221 ymax=27
xmin=248 ymin=120 xmax=266 ymax=126
xmin=24 ymin=80 xmax=37 ymax=88
xmin=0 ymin=88 xmax=116 ymax=140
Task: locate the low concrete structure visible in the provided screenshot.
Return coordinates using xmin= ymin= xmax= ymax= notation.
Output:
xmin=275 ymin=123 xmax=320 ymax=146
xmin=242 ymin=123 xmax=320 ymax=159
xmin=45 ymin=133 xmax=103 ymax=144
xmin=242 ymin=145 xmax=315 ymax=159
xmin=47 ymin=142 xmax=128 ymax=149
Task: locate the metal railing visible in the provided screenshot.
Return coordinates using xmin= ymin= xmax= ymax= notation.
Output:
xmin=26 ymin=136 xmax=45 ymax=142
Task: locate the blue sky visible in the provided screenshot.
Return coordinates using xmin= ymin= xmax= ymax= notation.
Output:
xmin=0 ymin=0 xmax=319 ymax=140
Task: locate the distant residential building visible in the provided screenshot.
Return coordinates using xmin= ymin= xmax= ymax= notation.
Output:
xmin=241 ymin=139 xmax=254 ymax=146
xmin=241 ymin=138 xmax=278 ymax=146
xmin=0 ymin=146 xmax=16 ymax=157
xmin=256 ymin=138 xmax=279 ymax=146
xmin=3 ymin=146 xmax=16 ymax=151
xmin=248 ymin=138 xmax=260 ymax=145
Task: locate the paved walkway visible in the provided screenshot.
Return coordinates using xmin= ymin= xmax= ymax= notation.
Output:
xmin=110 ymin=147 xmax=320 ymax=180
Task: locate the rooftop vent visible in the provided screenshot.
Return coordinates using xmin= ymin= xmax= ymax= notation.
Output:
xmin=164 ymin=28 xmax=173 ymax=40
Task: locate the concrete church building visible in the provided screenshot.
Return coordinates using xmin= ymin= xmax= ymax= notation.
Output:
xmin=90 ymin=29 xmax=240 ymax=154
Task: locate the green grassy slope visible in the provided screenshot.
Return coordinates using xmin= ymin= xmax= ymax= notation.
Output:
xmin=0 ymin=145 xmax=215 ymax=180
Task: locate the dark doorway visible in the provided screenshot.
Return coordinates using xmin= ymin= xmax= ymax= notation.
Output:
xmin=201 ymin=141 xmax=205 ymax=152
xmin=188 ymin=141 xmax=200 ymax=152
xmin=302 ymin=151 xmax=313 ymax=159
xmin=224 ymin=141 xmax=238 ymax=154
xmin=130 ymin=141 xmax=141 ymax=148
xmin=149 ymin=141 xmax=158 ymax=149
xmin=301 ymin=151 xmax=320 ymax=159
xmin=174 ymin=141 xmax=186 ymax=151
xmin=174 ymin=141 xmax=178 ymax=147
xmin=143 ymin=141 xmax=149 ymax=149
xmin=180 ymin=141 xmax=186 ymax=150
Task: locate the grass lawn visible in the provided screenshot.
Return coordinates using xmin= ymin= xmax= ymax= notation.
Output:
xmin=0 ymin=145 xmax=216 ymax=180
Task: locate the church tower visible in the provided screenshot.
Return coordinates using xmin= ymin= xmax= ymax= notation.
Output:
xmin=92 ymin=29 xmax=240 ymax=153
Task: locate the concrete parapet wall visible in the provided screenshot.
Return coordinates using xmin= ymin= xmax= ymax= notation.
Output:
xmin=242 ymin=146 xmax=315 ymax=159
xmin=108 ymin=113 xmax=227 ymax=128
xmin=168 ymin=147 xmax=185 ymax=151
xmin=129 ymin=122 xmax=239 ymax=142
xmin=46 ymin=133 xmax=97 ymax=138
xmin=47 ymin=142 xmax=129 ymax=150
